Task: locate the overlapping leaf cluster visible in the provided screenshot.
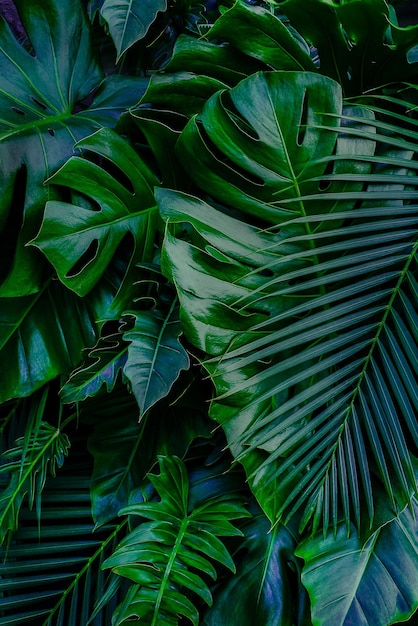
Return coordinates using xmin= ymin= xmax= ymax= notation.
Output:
xmin=0 ymin=0 xmax=417 ymax=625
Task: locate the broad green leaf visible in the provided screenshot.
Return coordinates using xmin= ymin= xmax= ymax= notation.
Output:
xmin=203 ymin=509 xmax=311 ymax=626
xmin=101 ymin=0 xmax=167 ymax=60
xmin=279 ymin=0 xmax=418 ymax=94
xmin=160 ymin=70 xmax=418 ymax=535
xmin=31 ymin=128 xmax=160 ymax=297
xmin=207 ymin=0 xmax=315 ymax=71
xmin=123 ymin=301 xmax=190 ymax=415
xmin=297 ymin=497 xmax=418 ymax=626
xmin=0 ymin=281 xmax=96 ymax=403
xmin=0 ymin=0 xmax=147 ymax=297
xmin=103 ymin=455 xmax=249 ymax=626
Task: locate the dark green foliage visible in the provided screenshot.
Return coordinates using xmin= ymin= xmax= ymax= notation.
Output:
xmin=0 ymin=0 xmax=417 ymax=625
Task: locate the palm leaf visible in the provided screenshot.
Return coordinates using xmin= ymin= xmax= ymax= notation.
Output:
xmin=103 ymin=455 xmax=250 ymax=626
xmin=158 ymin=70 xmax=418 ymax=535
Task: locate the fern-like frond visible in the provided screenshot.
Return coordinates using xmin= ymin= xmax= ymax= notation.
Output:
xmin=0 ymin=387 xmax=70 ymax=546
xmin=103 ymin=456 xmax=250 ymax=626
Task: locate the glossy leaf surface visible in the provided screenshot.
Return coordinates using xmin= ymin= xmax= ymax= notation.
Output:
xmin=0 ymin=0 xmax=147 ymax=297
xmin=0 ymin=282 xmax=96 ymax=402
xmin=203 ymin=510 xmax=311 ymax=626
xmin=297 ymin=496 xmax=418 ymax=626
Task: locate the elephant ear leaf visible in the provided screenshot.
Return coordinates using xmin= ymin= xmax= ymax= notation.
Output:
xmin=122 ymin=300 xmax=190 ymax=415
xmin=31 ymin=128 xmax=160 ymax=298
xmin=101 ymin=0 xmax=168 ymax=60
xmin=0 ymin=0 xmax=147 ymax=297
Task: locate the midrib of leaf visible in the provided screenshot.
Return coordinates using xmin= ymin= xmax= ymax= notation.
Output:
xmin=266 ymin=89 xmax=327 ymax=300
xmin=256 ymin=523 xmax=278 ymax=606
xmin=0 ymin=111 xmax=98 ymax=142
xmin=47 ymin=20 xmax=68 ymax=111
xmin=0 ymin=425 xmax=61 ymax=535
xmin=121 ymin=0 xmax=135 ymax=47
xmin=151 ymin=516 xmax=189 ymax=626
xmin=48 ymin=205 xmax=156 ymax=237
xmin=41 ymin=517 xmax=129 ymax=626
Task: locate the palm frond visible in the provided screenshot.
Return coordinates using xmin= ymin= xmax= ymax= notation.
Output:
xmin=0 ymin=440 xmax=128 ymax=626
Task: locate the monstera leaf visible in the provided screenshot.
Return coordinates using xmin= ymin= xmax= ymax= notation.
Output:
xmin=32 ymin=128 xmax=160 ymax=298
xmin=159 ymin=70 xmax=418 ymax=535
xmin=0 ymin=0 xmax=147 ymax=297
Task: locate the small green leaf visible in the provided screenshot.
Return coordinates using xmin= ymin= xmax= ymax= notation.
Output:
xmin=122 ymin=301 xmax=190 ymax=415
xmin=101 ymin=0 xmax=168 ymax=60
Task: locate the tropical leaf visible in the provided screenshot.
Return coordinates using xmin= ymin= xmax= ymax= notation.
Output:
xmin=103 ymin=455 xmax=249 ymax=626
xmin=0 ymin=386 xmax=65 ymax=546
xmin=158 ymin=70 xmax=418 ymax=535
xmin=60 ymin=331 xmax=128 ymax=404
xmin=279 ymin=0 xmax=418 ymax=94
xmin=296 ymin=490 xmax=418 ymax=626
xmin=31 ymin=127 xmax=160 ymax=298
xmin=85 ymin=374 xmax=213 ymax=526
xmin=0 ymin=445 xmax=129 ymax=626
xmin=101 ymin=0 xmax=168 ymax=61
xmin=207 ymin=0 xmax=314 ymax=71
xmin=202 ymin=507 xmax=311 ymax=626
xmin=0 ymin=0 xmax=147 ymax=297
xmin=123 ymin=299 xmax=190 ymax=415
xmin=0 ymin=281 xmax=96 ymax=403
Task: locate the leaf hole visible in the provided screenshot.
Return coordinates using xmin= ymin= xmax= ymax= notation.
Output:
xmin=83 ymin=151 xmax=135 ymax=194
xmin=297 ymin=90 xmax=308 ymax=146
xmin=11 ymin=106 xmax=25 ymax=116
xmin=259 ymin=268 xmax=274 ymax=278
xmin=197 ymin=122 xmax=265 ymax=187
xmin=65 ymin=239 xmax=99 ymax=278
xmin=48 ymin=128 xmax=55 ymax=137
xmin=221 ymin=91 xmax=260 ymax=141
xmin=30 ymin=96 xmax=47 ymax=110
